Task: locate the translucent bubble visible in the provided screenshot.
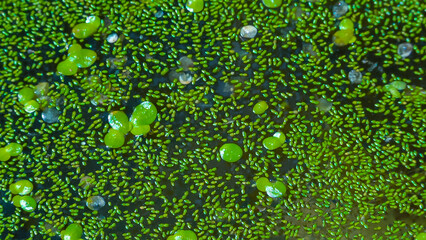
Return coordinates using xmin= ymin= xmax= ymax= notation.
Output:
xmin=107 ymin=33 xmax=118 ymax=43
xmin=155 ymin=10 xmax=164 ymax=18
xmin=34 ymin=82 xmax=49 ymax=97
xmin=397 ymin=43 xmax=413 ymax=58
xmin=42 ymin=108 xmax=60 ymax=123
xmin=317 ymin=98 xmax=333 ymax=112
xmin=332 ymin=1 xmax=349 ymax=18
xmin=179 ymin=56 xmax=194 ymax=71
xmin=178 ymin=72 xmax=193 ymax=85
xmin=348 ymin=69 xmax=362 ymax=84
xmin=86 ymin=196 xmax=105 ymax=211
xmin=240 ymin=25 xmax=257 ymax=39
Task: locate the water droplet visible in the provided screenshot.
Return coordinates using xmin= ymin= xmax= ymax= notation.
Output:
xmin=348 ymin=69 xmax=362 ymax=84
xmin=397 ymin=42 xmax=413 ymax=58
xmin=86 ymin=196 xmax=105 ymax=211
xmin=317 ymin=98 xmax=333 ymax=112
xmin=107 ymin=33 xmax=118 ymax=43
xmin=155 ymin=11 xmax=164 ymax=18
xmin=240 ymin=25 xmax=257 ymax=39
xmin=178 ymin=72 xmax=193 ymax=85
xmin=42 ymin=108 xmax=60 ymax=123
xmin=179 ymin=56 xmax=194 ymax=71
xmin=332 ymin=1 xmax=349 ymax=18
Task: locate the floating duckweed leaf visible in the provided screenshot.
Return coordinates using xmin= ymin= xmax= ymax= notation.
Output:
xmin=262 ymin=136 xmax=282 ymax=150
xmin=265 ymin=181 xmax=286 ymax=198
xmin=167 ymin=230 xmax=197 ymax=240
xmin=131 ymin=124 xmax=150 ymax=136
xmin=19 ymin=195 xmax=37 ymax=212
xmin=18 ymin=87 xmax=35 ymax=104
xmin=9 ymin=180 xmax=33 ymax=195
xmin=130 ymin=101 xmax=157 ymax=126
xmin=253 ymin=101 xmax=268 ymax=115
xmin=72 ymin=16 xmax=101 ymax=39
xmin=23 ymin=100 xmax=40 ymax=113
xmin=262 ymin=0 xmax=282 ymax=8
xmin=256 ymin=177 xmax=272 ymax=192
xmin=186 ymin=0 xmax=204 ymax=13
xmin=5 ymin=143 xmax=23 ymax=156
xmin=72 ymin=49 xmax=97 ymax=68
xmin=219 ymin=143 xmax=243 ymax=162
xmin=273 ymin=132 xmax=286 ymax=145
xmin=57 ymin=59 xmax=78 ymax=76
xmin=61 ymin=223 xmax=83 ymax=240
xmin=0 ymin=148 xmax=11 ymax=162
xmin=104 ymin=129 xmax=125 ymax=148
xmin=333 ymin=29 xmax=356 ymax=46
xmin=339 ymin=18 xmax=354 ymax=31
xmin=108 ymin=111 xmax=131 ymax=134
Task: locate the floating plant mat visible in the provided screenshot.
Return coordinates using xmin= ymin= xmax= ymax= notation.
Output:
xmin=0 ymin=0 xmax=425 ymax=239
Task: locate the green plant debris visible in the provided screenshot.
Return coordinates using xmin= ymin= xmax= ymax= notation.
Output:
xmin=0 ymin=0 xmax=425 ymax=239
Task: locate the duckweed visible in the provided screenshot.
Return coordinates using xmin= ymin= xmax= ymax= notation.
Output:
xmin=0 ymin=148 xmax=11 ymax=162
xmin=262 ymin=136 xmax=282 ymax=150
xmin=72 ymin=16 xmax=101 ymax=39
xmin=9 ymin=180 xmax=33 ymax=195
xmin=186 ymin=0 xmax=204 ymax=13
xmin=167 ymin=230 xmax=197 ymax=240
xmin=262 ymin=0 xmax=282 ymax=8
xmin=17 ymin=87 xmax=35 ymax=104
xmin=0 ymin=0 xmax=425 ymax=239
xmin=23 ymin=100 xmax=40 ymax=113
xmin=108 ymin=111 xmax=131 ymax=134
xmin=104 ymin=129 xmax=125 ymax=148
xmin=253 ymin=101 xmax=269 ymax=115
xmin=219 ymin=143 xmax=243 ymax=162
xmin=130 ymin=101 xmax=158 ymax=126
xmin=5 ymin=143 xmax=23 ymax=157
xmin=130 ymin=124 xmax=150 ymax=136
xmin=61 ymin=223 xmax=83 ymax=240
xmin=18 ymin=196 xmax=37 ymax=212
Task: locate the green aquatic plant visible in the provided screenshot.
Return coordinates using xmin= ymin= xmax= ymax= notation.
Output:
xmin=219 ymin=143 xmax=243 ymax=162
xmin=61 ymin=223 xmax=83 ymax=240
xmin=0 ymin=0 xmax=424 ymax=239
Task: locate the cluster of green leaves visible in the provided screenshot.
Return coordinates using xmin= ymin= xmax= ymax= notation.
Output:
xmin=0 ymin=0 xmax=424 ymax=239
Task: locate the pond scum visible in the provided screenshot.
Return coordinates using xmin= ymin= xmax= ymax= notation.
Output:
xmin=0 ymin=0 xmax=425 ymax=239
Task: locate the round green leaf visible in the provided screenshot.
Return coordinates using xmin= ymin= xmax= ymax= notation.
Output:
xmin=219 ymin=143 xmax=243 ymax=162
xmin=5 ymin=143 xmax=23 ymax=156
xmin=130 ymin=101 xmax=158 ymax=126
xmin=104 ymin=129 xmax=125 ymax=148
xmin=108 ymin=111 xmax=131 ymax=134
